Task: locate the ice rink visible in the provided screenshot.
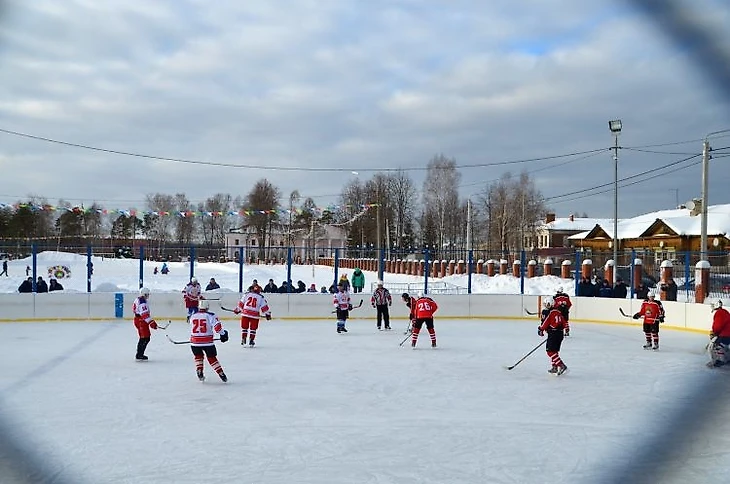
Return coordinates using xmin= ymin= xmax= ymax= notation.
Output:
xmin=0 ymin=317 xmax=725 ymax=484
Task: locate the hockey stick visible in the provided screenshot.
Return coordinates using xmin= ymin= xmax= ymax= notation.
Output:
xmin=166 ymin=334 xmax=220 ymax=345
xmin=220 ymin=306 xmax=237 ymax=313
xmin=331 ymin=299 xmax=364 ymax=313
xmin=524 ymin=308 xmax=538 ymax=316
xmin=156 ymin=320 xmax=172 ymax=330
xmin=399 ymin=332 xmax=412 ymax=347
xmin=505 ymin=339 xmax=547 ymax=370
xmin=619 ymin=308 xmax=634 ymax=318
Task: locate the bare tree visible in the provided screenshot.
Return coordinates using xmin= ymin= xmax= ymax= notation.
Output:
xmin=199 ymin=193 xmax=233 ymax=246
xmin=174 ymin=193 xmax=195 ymax=245
xmin=423 ymin=154 xmax=461 ymax=256
xmin=145 ymin=193 xmax=176 ymax=256
xmin=243 ymin=179 xmax=281 ymax=259
xmin=387 ymin=170 xmax=417 ymax=250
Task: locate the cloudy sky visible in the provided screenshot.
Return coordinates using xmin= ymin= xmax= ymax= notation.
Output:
xmin=1 ymin=0 xmax=729 ymax=219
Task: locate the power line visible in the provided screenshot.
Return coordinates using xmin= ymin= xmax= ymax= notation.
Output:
xmin=544 ymin=153 xmax=701 ymax=202
xmin=549 ymin=155 xmax=701 ymax=205
xmin=0 ymin=127 xmax=608 ymax=172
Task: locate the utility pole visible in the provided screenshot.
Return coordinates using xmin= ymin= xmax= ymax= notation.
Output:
xmin=700 ymin=138 xmax=710 ymax=261
xmin=376 ymin=184 xmax=381 ymax=275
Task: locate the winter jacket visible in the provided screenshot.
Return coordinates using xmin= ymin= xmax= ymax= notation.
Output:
xmin=352 ymin=269 xmax=365 ymax=289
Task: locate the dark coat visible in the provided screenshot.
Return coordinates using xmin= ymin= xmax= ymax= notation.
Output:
xmin=636 ymin=284 xmax=649 ymax=300
xmin=264 ymin=282 xmax=278 ymax=293
xmin=577 ymin=279 xmax=594 ymax=297
xmin=661 ymin=280 xmax=678 ymax=302
xmin=613 ymin=281 xmax=628 ymax=299
xmin=36 ymin=279 xmax=48 ymax=293
xmin=18 ymin=279 xmax=33 ymax=293
xmin=49 ymin=279 xmax=64 ymax=291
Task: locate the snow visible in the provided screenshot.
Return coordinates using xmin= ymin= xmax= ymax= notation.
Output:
xmin=0 ymin=254 xmax=724 ymax=483
xmin=0 ymin=251 xmax=575 ymax=296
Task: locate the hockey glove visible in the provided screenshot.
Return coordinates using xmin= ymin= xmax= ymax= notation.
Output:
xmin=564 ymin=329 xmax=570 ymax=337
xmin=537 ymin=327 xmax=545 ymax=337
xmin=710 ymin=333 xmax=717 ymax=339
xmin=348 ymin=304 xmax=353 ymax=311
xmin=149 ymin=320 xmax=158 ymax=330
xmin=658 ymin=316 xmax=665 ymax=324
xmin=633 ymin=313 xmax=641 ymax=320
xmin=265 ymin=313 xmax=271 ymax=321
xmin=219 ymin=330 xmax=229 ymax=343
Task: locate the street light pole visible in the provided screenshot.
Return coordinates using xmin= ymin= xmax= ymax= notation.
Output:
xmin=609 ymin=120 xmax=622 ymax=268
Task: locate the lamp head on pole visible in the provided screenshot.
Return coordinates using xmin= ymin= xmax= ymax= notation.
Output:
xmin=608 ymin=119 xmax=622 ymax=134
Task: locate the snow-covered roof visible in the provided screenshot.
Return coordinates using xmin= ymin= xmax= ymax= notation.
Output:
xmin=541 ymin=217 xmax=617 ymax=232
xmin=568 ymin=204 xmax=730 ymax=240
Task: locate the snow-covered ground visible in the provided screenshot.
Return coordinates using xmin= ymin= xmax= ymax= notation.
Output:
xmin=0 ymin=251 xmax=572 ymax=296
xmin=0 ymin=319 xmax=719 ymax=484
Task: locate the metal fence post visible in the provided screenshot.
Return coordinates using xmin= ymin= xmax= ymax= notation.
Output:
xmin=520 ymin=250 xmax=526 ymax=295
xmin=189 ymin=246 xmax=195 ymax=282
xmin=378 ymin=248 xmax=385 ymax=282
xmin=238 ymin=247 xmax=244 ymax=293
xmin=32 ymin=243 xmax=37 ymax=292
xmin=287 ymin=247 xmax=293 ymax=293
xmin=467 ymin=249 xmax=473 ymax=294
xmin=138 ymin=245 xmax=144 ymax=289
xmin=630 ymin=249 xmax=636 ymax=299
xmin=424 ymin=248 xmax=430 ymax=295
xmin=574 ymin=250 xmax=581 ymax=295
xmin=86 ymin=244 xmax=92 ymax=293
xmin=333 ymin=248 xmax=340 ymax=291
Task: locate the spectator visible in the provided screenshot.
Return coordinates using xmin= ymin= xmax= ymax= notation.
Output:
xmin=320 ymin=286 xmax=328 ymax=294
xmin=153 ymin=266 xmax=159 ymax=275
xmin=636 ymin=282 xmax=650 ymax=300
xmin=328 ymin=283 xmax=337 ymax=294
xmin=352 ymin=268 xmax=365 ymax=293
xmin=36 ymin=276 xmax=49 ymax=293
xmin=613 ymin=277 xmax=628 ymax=299
xmin=296 ymin=280 xmax=306 ymax=293
xmin=592 ymin=277 xmax=602 ymax=297
xmin=263 ymin=279 xmax=278 ymax=293
xmin=661 ymin=279 xmax=678 ymax=302
xmin=0 ymin=260 xmax=7 ymax=277
xmin=49 ymin=278 xmax=64 ymax=291
xmin=205 ymin=278 xmax=220 ymax=291
xmin=307 ymin=283 xmax=318 ymax=293
xmin=87 ymin=261 xmax=94 ymax=276
xmin=161 ymin=262 xmax=169 ymax=275
xmin=25 ymin=265 xmax=31 ymax=277
xmin=18 ymin=277 xmax=33 ymax=293
xmin=577 ymin=277 xmax=594 ymax=297
xmin=598 ymin=280 xmax=613 ymax=298
xmin=338 ymin=274 xmax=350 ymax=292
xmin=278 ymin=280 xmax=293 ymax=294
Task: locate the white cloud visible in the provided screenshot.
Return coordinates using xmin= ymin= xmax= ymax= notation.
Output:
xmin=0 ymin=0 xmax=728 ymax=217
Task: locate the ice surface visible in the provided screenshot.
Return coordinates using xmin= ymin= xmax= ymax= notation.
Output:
xmin=0 ymin=318 xmax=722 ymax=484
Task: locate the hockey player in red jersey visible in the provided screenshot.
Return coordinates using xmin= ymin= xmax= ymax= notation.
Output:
xmin=189 ymin=299 xmax=228 ymax=382
xmin=632 ymin=290 xmax=664 ymax=350
xmin=538 ymin=296 xmax=568 ymax=375
xmin=233 ymin=284 xmax=271 ymax=347
xmin=182 ymin=277 xmax=201 ymax=321
xmin=132 ymin=287 xmax=159 ymax=361
xmin=708 ymin=300 xmax=730 ymax=368
xmin=554 ymin=286 xmax=572 ymax=336
xmin=411 ymin=292 xmax=438 ymax=349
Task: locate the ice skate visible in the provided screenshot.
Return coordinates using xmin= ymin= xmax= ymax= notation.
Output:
xmin=652 ymin=343 xmax=659 ymax=351
xmin=556 ymin=364 xmax=568 ymax=376
xmin=431 ymin=341 xmax=437 ymax=348
xmin=218 ymin=372 xmax=228 ymax=383
xmin=241 ymin=338 xmax=247 ymax=346
xmin=547 ymin=365 xmax=558 ymax=374
xmin=197 ymin=369 xmax=205 ymax=382
xmin=340 ymin=327 xmax=348 ymax=333
xmin=643 ymin=342 xmax=653 ymax=350
xmin=249 ymin=341 xmax=255 ymax=348
xmin=385 ymin=326 xmax=391 ymax=330
xmin=135 ymin=355 xmax=148 ymax=361
xmin=337 ymin=327 xmax=342 ymax=333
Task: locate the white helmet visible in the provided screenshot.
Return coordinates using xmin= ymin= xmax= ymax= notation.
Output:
xmin=648 ymin=289 xmax=657 ymax=299
xmin=712 ymin=300 xmax=723 ymax=311
xmin=557 ymin=286 xmax=564 ymax=293
xmin=377 ymin=280 xmax=384 ymax=286
xmin=198 ymin=299 xmax=209 ymax=311
xmin=190 ymin=277 xmax=198 ymax=284
xmin=417 ymin=290 xmax=424 ymax=298
xmin=139 ymin=287 xmax=150 ymax=298
xmin=543 ymin=296 xmax=554 ymax=309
